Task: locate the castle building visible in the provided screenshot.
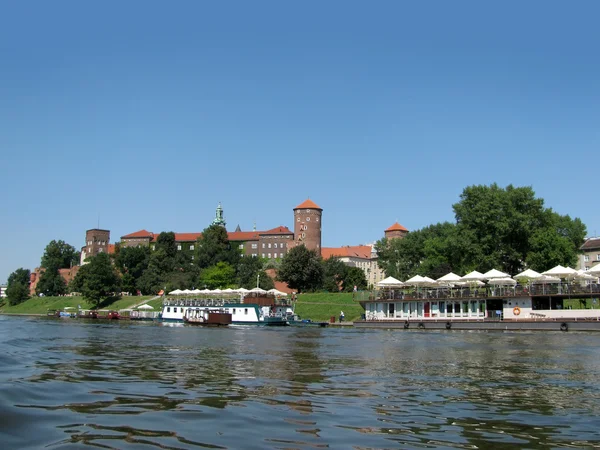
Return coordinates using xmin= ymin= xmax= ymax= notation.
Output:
xmin=292 ymin=199 xmax=322 ymax=252
xmin=80 ymin=229 xmax=113 ymax=264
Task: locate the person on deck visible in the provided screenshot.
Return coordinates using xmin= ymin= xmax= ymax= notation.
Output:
xmin=339 ymin=311 xmax=345 ymax=323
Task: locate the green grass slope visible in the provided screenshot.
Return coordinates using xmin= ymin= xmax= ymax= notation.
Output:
xmin=0 ymin=295 xmax=156 ymax=315
xmin=293 ymin=292 xmax=365 ymax=322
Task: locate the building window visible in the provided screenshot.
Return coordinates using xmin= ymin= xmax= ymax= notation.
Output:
xmin=316 ymin=218 xmax=319 ymax=222
xmin=252 ymin=243 xmax=257 ymax=249
xmin=239 ymin=244 xmax=244 ymax=249
xmin=273 ymin=243 xmax=277 ymax=249
xmin=152 ymin=245 xmax=155 ymax=250
xmin=191 ymin=255 xmax=194 ymax=260
xmin=597 ymin=254 xmax=600 ymax=261
xmin=268 ymin=253 xmax=271 ymax=258
xmin=306 ymin=217 xmax=310 ymax=222
xmin=252 ymin=253 xmax=257 ymax=257
xmin=297 ymin=218 xmax=300 ymax=222
xmin=268 ymin=243 xmax=271 ymax=249
xmin=190 ymin=245 xmax=194 ymax=251
xmin=262 ymin=243 xmax=265 ymax=248
xmin=262 ymin=253 xmax=265 ymax=258
xmin=98 ymin=248 xmax=103 ymax=253
xmin=585 ymin=255 xmax=590 ymax=262
xmin=177 ymin=245 xmax=182 ymax=250
xmin=274 ymin=253 xmax=278 ymax=258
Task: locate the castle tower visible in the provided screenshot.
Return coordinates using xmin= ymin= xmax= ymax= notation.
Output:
xmin=212 ymin=202 xmax=227 ymax=227
xmin=293 ymin=199 xmax=322 ymax=254
xmin=83 ymin=229 xmax=110 ymax=263
xmin=384 ymin=222 xmax=409 ymax=240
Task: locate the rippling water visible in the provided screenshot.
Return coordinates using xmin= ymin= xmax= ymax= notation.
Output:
xmin=2 ymin=316 xmax=600 ymax=449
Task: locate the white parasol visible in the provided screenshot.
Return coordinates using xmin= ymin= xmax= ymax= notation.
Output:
xmin=137 ymin=304 xmax=154 ymax=310
xmin=377 ymin=276 xmax=404 ymax=288
xmin=542 ymin=265 xmax=578 ymax=279
xmin=483 ymin=269 xmax=510 ymax=279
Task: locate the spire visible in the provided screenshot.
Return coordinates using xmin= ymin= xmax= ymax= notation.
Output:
xmin=211 ymin=202 xmax=227 ymax=227
xmin=235 ymin=224 xmax=241 ymax=232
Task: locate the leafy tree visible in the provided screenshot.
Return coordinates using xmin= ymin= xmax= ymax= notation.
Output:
xmin=156 ymin=232 xmax=177 ymax=258
xmin=236 ymin=256 xmax=264 ymax=288
xmin=136 ymin=266 xmax=164 ymax=295
xmin=344 ymin=267 xmax=368 ymax=292
xmin=195 ymin=225 xmax=241 ymax=269
xmin=41 ymin=240 xmax=80 ymax=269
xmin=199 ymin=262 xmax=237 ymax=289
xmin=115 ymin=246 xmax=150 ymax=290
xmin=6 ymin=268 xmax=31 ymax=305
xmin=277 ymin=245 xmax=324 ymax=292
xmin=74 ymin=253 xmax=121 ymax=308
xmin=322 ymin=257 xmax=348 ymax=292
xmin=36 ymin=267 xmax=67 ymax=297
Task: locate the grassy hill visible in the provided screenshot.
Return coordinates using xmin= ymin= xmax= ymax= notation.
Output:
xmin=292 ymin=292 xmax=365 ymax=322
xmin=0 ymin=295 xmax=156 ymax=315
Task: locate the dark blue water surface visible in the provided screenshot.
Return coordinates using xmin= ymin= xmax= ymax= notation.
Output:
xmin=2 ymin=315 xmax=600 ymax=449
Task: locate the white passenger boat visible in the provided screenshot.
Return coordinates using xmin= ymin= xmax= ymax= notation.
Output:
xmin=161 ymin=294 xmax=292 ymax=326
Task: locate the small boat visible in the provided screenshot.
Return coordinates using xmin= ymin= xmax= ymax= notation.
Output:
xmin=183 ymin=308 xmax=232 ymax=326
xmin=77 ymin=310 xmax=98 ymax=319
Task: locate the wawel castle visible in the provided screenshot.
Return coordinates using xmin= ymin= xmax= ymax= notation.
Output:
xmin=79 ymin=199 xmax=409 ymax=289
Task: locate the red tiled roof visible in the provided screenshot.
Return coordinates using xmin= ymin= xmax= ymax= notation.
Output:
xmin=121 ymin=229 xmax=154 ymax=239
xmin=385 ymin=222 xmax=408 ymax=232
xmin=294 ymin=199 xmax=322 ymax=210
xmin=260 ymin=226 xmax=293 ymax=236
xmin=321 ymin=245 xmax=372 ymax=260
xmin=228 ymin=231 xmax=260 ymax=241
xmin=174 ymin=233 xmax=202 ymax=242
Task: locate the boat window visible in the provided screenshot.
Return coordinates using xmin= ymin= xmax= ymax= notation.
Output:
xmin=245 ymin=308 xmax=248 ymax=315
xmin=439 ymin=302 xmax=445 ymax=313
xmin=233 ymin=308 xmax=236 ymax=314
xmin=167 ymin=307 xmax=171 ymax=313
xmin=174 ymin=307 xmax=178 ymax=313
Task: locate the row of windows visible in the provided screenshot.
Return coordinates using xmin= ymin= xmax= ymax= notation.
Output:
xmin=166 ymin=307 xmax=249 ymax=315
xmin=583 ymin=255 xmax=600 ymax=262
xmin=297 ymin=217 xmax=319 ymax=222
xmin=262 ymin=235 xmax=292 ymax=239
xmin=262 ymin=253 xmax=281 ymax=258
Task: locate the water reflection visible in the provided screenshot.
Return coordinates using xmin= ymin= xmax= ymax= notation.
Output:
xmin=1 ymin=316 xmax=600 ymax=449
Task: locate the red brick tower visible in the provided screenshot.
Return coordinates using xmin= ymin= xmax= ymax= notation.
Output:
xmin=384 ymin=222 xmax=409 ymax=240
xmin=293 ymin=199 xmax=322 ymax=254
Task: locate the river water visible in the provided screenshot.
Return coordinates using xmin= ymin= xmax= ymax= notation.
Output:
xmin=1 ymin=316 xmax=600 ymax=449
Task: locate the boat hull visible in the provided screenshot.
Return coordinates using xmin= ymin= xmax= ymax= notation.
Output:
xmin=353 ymin=319 xmax=600 ymax=332
xmin=184 ymin=311 xmax=232 ymax=327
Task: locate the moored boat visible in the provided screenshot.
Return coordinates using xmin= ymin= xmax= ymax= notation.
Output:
xmin=183 ymin=308 xmax=232 ymax=326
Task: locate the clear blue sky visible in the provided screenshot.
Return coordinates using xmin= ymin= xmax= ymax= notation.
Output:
xmin=1 ymin=1 xmax=599 ymax=283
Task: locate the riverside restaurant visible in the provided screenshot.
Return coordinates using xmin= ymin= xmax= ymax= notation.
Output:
xmin=356 ymin=266 xmax=600 ymax=329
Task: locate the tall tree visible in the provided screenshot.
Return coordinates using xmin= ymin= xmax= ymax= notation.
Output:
xmin=236 ymin=256 xmax=265 ymax=288
xmin=199 ymin=262 xmax=237 ymax=289
xmin=195 ymin=224 xmax=240 ymax=269
xmin=36 ymin=267 xmax=67 ymax=297
xmin=73 ymin=253 xmax=121 ymax=308
xmin=41 ymin=240 xmax=80 ymax=269
xmin=155 ymin=232 xmax=177 ymax=259
xmin=115 ymin=245 xmax=151 ymax=291
xmin=6 ymin=268 xmax=31 ymax=305
xmin=343 ymin=267 xmax=368 ymax=292
xmin=277 ymin=245 xmax=324 ymax=292
xmin=322 ymin=257 xmax=348 ymax=292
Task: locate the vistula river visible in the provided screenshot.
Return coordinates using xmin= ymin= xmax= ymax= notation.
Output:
xmin=2 ymin=316 xmax=600 ymax=449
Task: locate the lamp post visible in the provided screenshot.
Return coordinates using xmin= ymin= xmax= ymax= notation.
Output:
xmin=257 ymin=274 xmax=260 ymax=289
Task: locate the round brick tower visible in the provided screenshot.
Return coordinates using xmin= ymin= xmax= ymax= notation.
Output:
xmin=293 ymin=199 xmax=322 ymax=254
xmin=384 ymin=222 xmax=409 ymax=240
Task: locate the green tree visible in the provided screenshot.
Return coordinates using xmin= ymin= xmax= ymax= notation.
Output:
xmin=155 ymin=232 xmax=177 ymax=259
xmin=6 ymin=268 xmax=31 ymax=305
xmin=199 ymin=262 xmax=237 ymax=289
xmin=36 ymin=267 xmax=67 ymax=297
xmin=115 ymin=246 xmax=150 ymax=292
xmin=322 ymin=257 xmax=348 ymax=292
xmin=236 ymin=256 xmax=265 ymax=288
xmin=41 ymin=240 xmax=80 ymax=269
xmin=74 ymin=253 xmax=121 ymax=308
xmin=277 ymin=246 xmax=324 ymax=292
xmin=343 ymin=267 xmax=368 ymax=292
xmin=195 ymin=225 xmax=241 ymax=269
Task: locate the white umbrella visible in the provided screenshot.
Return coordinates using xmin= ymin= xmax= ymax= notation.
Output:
xmin=211 ymin=288 xmax=223 ymax=294
xmin=404 ymin=275 xmax=427 ymax=286
xmin=575 ymin=270 xmax=598 ymax=281
xmin=436 ymin=272 xmax=462 ymax=283
xmin=199 ymin=289 xmax=211 ymax=294
xmin=588 ymin=263 xmax=600 ymax=276
xmin=181 ymin=289 xmax=193 ymax=295
xmin=190 ymin=289 xmax=202 ymax=294
xmin=137 ymin=304 xmax=154 ymax=310
xmin=461 ymin=270 xmax=486 ymax=281
xmin=487 ymin=277 xmax=517 ymax=286
xmin=532 ymin=275 xmax=561 ymax=284
xmin=249 ymin=287 xmax=267 ymax=294
xmin=542 ymin=265 xmax=578 ymax=279
xmin=168 ymin=289 xmax=183 ymax=295
xmin=267 ymin=288 xmax=288 ymax=296
xmin=483 ymin=269 xmax=510 ymax=279
xmin=513 ymin=269 xmax=542 ymax=281
xmin=222 ymin=288 xmax=236 ymax=294
xmin=237 ymin=288 xmax=250 ymax=293
xmin=422 ymin=276 xmax=438 ymax=286
xmin=377 ymin=276 xmax=404 ymax=288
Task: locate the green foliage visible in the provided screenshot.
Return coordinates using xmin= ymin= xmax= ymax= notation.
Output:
xmin=156 ymin=232 xmax=177 ymax=258
xmin=235 ymin=257 xmax=274 ymax=289
xmin=343 ymin=267 xmax=368 ymax=292
xmin=41 ymin=240 xmax=79 ymax=269
xmin=195 ymin=225 xmax=241 ymax=269
xmin=375 ymin=184 xmax=587 ymax=279
xmin=115 ymin=246 xmax=150 ymax=280
xmin=8 ymin=268 xmax=30 ymax=287
xmin=199 ymin=262 xmax=236 ymax=289
xmin=277 ymin=245 xmax=324 ymax=292
xmin=6 ymin=268 xmax=30 ymax=306
xmin=322 ymin=257 xmax=347 ymax=292
xmin=73 ymin=253 xmax=121 ymax=308
xmin=36 ymin=267 xmax=67 ymax=297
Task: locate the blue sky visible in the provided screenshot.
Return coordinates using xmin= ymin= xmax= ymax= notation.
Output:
xmin=1 ymin=1 xmax=599 ymax=283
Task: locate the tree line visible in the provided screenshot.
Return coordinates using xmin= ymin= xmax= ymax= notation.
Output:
xmin=4 ymin=223 xmax=367 ymax=308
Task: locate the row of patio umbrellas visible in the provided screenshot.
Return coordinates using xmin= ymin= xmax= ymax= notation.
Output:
xmin=377 ymin=264 xmax=600 ymax=288
xmin=167 ymin=287 xmax=289 ymax=296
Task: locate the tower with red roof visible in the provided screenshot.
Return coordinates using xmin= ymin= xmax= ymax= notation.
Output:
xmin=293 ymin=199 xmax=322 ymax=254
xmin=384 ymin=222 xmax=409 ymax=240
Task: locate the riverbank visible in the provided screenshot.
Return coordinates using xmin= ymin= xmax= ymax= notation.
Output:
xmin=0 ymin=295 xmax=155 ymax=315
